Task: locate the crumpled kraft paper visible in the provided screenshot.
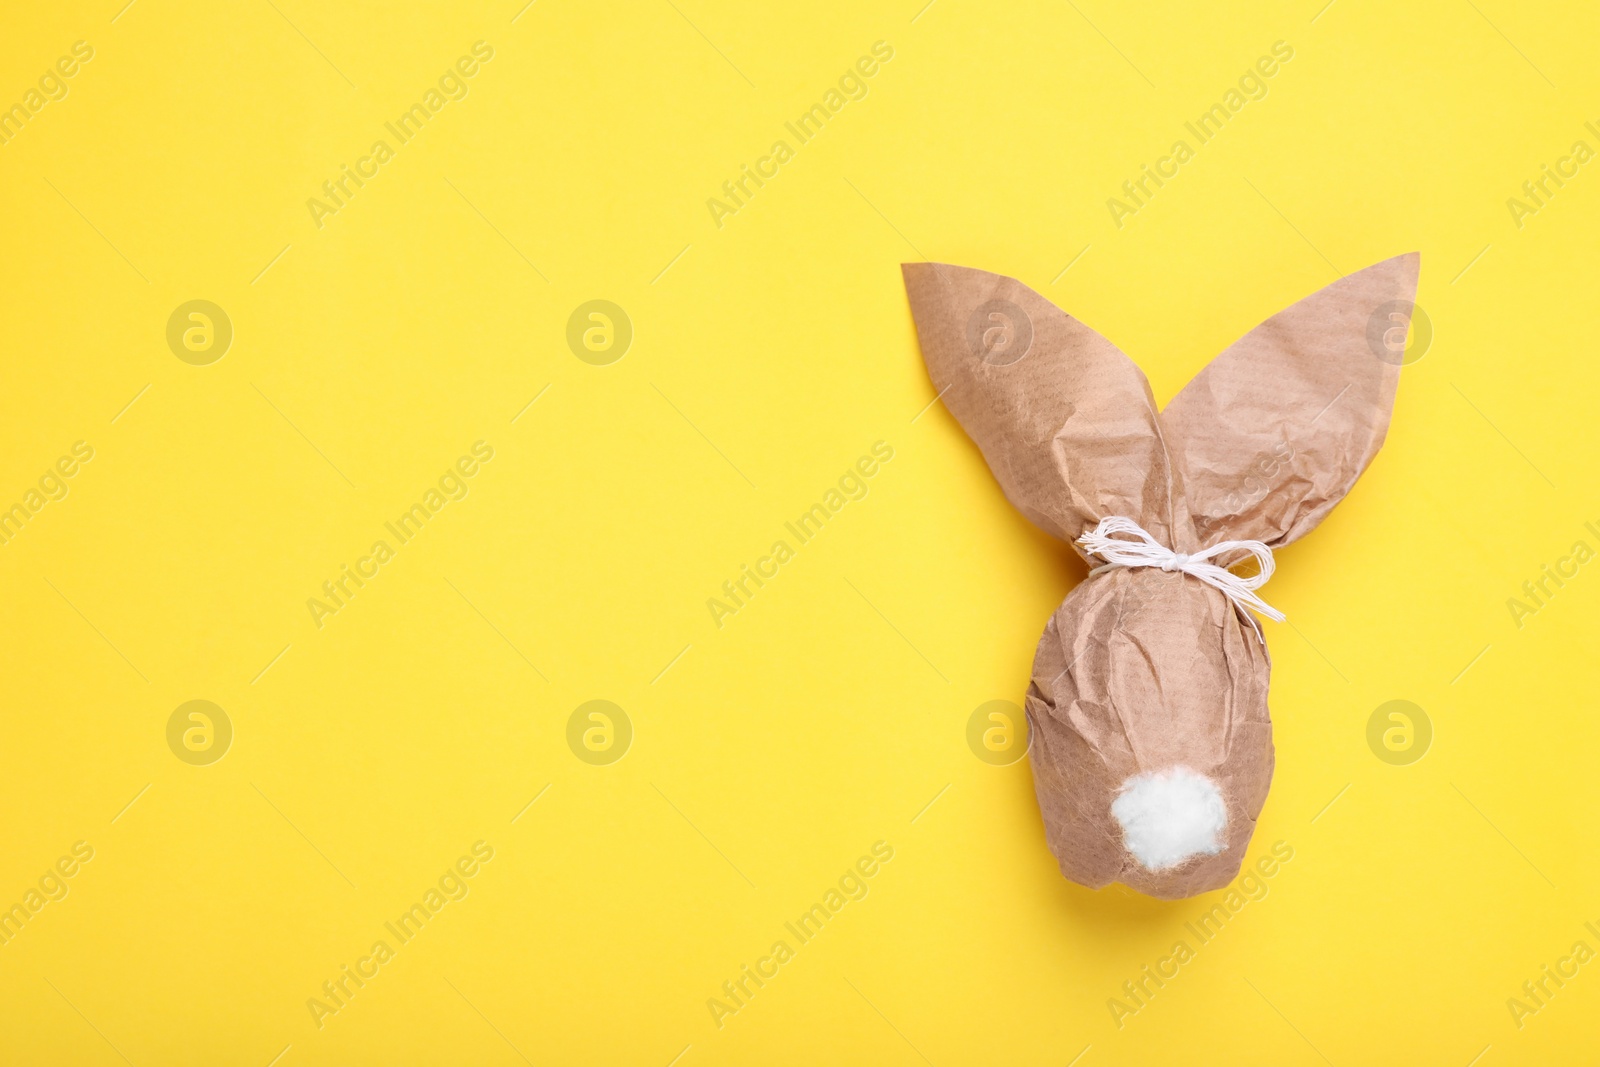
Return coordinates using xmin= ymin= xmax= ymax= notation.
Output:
xmin=902 ymin=254 xmax=1419 ymax=898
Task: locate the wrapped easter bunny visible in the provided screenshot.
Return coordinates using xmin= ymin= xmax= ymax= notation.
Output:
xmin=902 ymin=254 xmax=1420 ymax=899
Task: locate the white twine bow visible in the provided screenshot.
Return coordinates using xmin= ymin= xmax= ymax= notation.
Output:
xmin=1075 ymin=516 xmax=1285 ymax=639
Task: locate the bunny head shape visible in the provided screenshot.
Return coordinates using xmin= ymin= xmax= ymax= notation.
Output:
xmin=903 ymin=254 xmax=1420 ymax=899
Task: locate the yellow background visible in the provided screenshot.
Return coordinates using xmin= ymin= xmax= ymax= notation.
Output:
xmin=2 ymin=0 xmax=1598 ymax=1063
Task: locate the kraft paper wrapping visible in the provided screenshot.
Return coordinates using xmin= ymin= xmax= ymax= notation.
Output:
xmin=903 ymin=254 xmax=1419 ymax=898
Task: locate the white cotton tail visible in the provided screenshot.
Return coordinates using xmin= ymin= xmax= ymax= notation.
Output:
xmin=1111 ymin=766 xmax=1228 ymax=870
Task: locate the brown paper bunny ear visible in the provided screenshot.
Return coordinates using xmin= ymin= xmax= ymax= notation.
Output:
xmin=1160 ymin=253 xmax=1420 ymax=547
xmin=901 ymin=263 xmax=1185 ymax=548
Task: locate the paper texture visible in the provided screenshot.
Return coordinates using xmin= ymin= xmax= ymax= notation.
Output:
xmin=903 ymin=254 xmax=1419 ymax=898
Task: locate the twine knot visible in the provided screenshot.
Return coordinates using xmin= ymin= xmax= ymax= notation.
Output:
xmin=1076 ymin=516 xmax=1285 ymax=641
